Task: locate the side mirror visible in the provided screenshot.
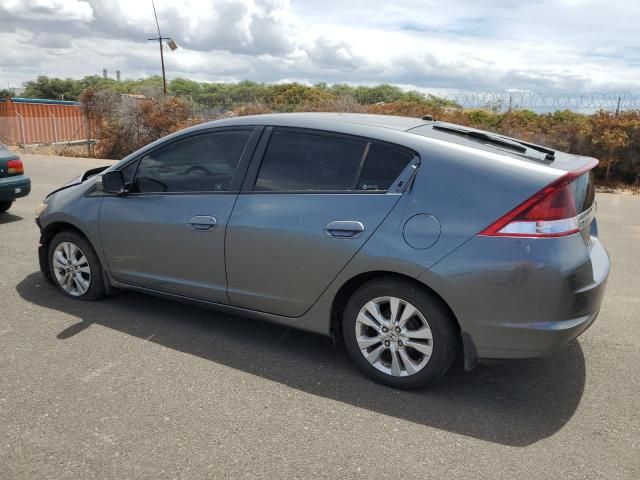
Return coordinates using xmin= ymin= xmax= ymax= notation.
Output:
xmin=101 ymin=170 xmax=126 ymax=194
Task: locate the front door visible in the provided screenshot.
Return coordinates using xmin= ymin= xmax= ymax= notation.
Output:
xmin=98 ymin=128 xmax=258 ymax=303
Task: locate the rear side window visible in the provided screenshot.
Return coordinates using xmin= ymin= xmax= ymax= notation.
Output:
xmin=254 ymin=131 xmax=366 ymax=191
xmin=356 ymin=143 xmax=415 ymax=191
xmin=254 ymin=130 xmax=414 ymax=192
xmin=135 ymin=130 xmax=251 ymax=193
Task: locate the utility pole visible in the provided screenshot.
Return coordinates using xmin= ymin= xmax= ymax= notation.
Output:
xmin=148 ymin=35 xmax=168 ymax=94
xmin=147 ymin=0 xmax=174 ymax=95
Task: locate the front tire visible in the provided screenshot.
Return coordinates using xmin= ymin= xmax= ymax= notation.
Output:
xmin=342 ymin=277 xmax=457 ymax=389
xmin=0 ymin=200 xmax=13 ymax=213
xmin=48 ymin=231 xmax=106 ymax=300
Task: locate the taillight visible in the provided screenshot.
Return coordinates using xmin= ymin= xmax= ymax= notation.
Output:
xmin=479 ymin=159 xmax=598 ymax=238
xmin=7 ymin=158 xmax=24 ymax=176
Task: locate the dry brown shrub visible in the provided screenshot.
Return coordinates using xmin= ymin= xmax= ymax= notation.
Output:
xmin=231 ymin=104 xmax=274 ymax=117
xmin=81 ymin=89 xmax=200 ymax=159
xmin=364 ymin=101 xmax=447 ymax=119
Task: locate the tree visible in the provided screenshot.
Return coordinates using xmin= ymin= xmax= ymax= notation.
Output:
xmin=78 ymin=75 xmax=119 ymax=92
xmin=23 ymin=76 xmax=83 ymax=100
xmin=168 ymin=78 xmax=202 ymax=98
xmin=584 ymin=111 xmax=630 ymax=183
xmin=354 ymin=84 xmax=404 ymax=104
xmin=0 ymin=88 xmax=13 ymax=98
xmin=267 ymin=83 xmax=335 ymax=110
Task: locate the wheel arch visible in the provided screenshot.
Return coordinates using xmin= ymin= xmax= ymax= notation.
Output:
xmin=329 ymin=270 xmax=476 ymax=368
xmin=39 ymin=221 xmax=100 ymax=280
xmin=41 ymin=221 xmax=88 ymax=244
xmin=330 ymin=271 xmax=460 ymax=334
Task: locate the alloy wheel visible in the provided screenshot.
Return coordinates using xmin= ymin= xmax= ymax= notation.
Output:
xmin=52 ymin=241 xmax=92 ymax=297
xmin=355 ymin=296 xmax=433 ymax=377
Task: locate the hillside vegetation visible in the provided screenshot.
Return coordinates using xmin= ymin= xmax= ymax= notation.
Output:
xmin=8 ymin=75 xmax=640 ymax=184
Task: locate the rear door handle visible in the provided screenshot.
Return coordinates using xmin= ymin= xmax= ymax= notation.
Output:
xmin=189 ymin=215 xmax=217 ymax=231
xmin=324 ymin=221 xmax=365 ymax=238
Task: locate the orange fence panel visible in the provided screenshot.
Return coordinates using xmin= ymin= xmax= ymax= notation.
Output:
xmin=0 ymin=98 xmax=93 ymax=145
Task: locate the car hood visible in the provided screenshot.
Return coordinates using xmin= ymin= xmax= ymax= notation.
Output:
xmin=45 ymin=165 xmax=109 ymax=199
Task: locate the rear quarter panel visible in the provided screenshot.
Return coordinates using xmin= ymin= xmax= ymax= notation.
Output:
xmin=296 ymin=134 xmax=565 ymax=334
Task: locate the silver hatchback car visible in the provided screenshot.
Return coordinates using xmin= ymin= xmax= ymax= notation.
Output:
xmin=36 ymin=113 xmax=609 ymax=389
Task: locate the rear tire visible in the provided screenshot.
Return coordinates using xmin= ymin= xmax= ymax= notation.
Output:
xmin=342 ymin=277 xmax=457 ymax=389
xmin=48 ymin=231 xmax=106 ymax=301
xmin=0 ymin=200 xmax=12 ymax=213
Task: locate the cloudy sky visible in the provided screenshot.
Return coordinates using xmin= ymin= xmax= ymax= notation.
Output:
xmin=1 ymin=0 xmax=638 ymax=94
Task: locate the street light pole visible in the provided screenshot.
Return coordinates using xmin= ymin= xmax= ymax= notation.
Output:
xmin=158 ymin=36 xmax=166 ymax=95
xmin=148 ymin=35 xmax=170 ymax=95
xmin=148 ymin=0 xmax=172 ymax=95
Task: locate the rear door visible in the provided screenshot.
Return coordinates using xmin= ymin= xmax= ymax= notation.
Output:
xmin=98 ymin=127 xmax=260 ymax=303
xmin=225 ymin=127 xmax=417 ymax=317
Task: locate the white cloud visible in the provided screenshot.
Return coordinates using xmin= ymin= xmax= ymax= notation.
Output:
xmin=0 ymin=0 xmax=638 ymax=94
xmin=84 ymin=0 xmax=297 ymax=55
xmin=2 ymin=0 xmax=93 ymax=22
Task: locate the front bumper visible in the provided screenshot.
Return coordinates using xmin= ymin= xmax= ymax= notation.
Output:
xmin=425 ymin=232 xmax=610 ymax=360
xmin=0 ymin=175 xmax=31 ymax=201
xmin=36 ymin=217 xmax=51 ymax=281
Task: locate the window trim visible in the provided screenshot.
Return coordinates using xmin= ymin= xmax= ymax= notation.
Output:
xmin=105 ymin=126 xmax=263 ymax=197
xmin=241 ymin=126 xmax=419 ymax=195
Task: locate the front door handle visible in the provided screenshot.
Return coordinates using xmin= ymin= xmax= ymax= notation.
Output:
xmin=189 ymin=215 xmax=217 ymax=231
xmin=324 ymin=220 xmax=365 ymax=238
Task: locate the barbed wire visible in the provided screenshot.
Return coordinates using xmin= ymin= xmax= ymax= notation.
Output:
xmin=440 ymin=91 xmax=640 ymax=113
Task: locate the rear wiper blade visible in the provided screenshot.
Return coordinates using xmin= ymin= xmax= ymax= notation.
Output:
xmin=432 ymin=125 xmax=527 ymax=154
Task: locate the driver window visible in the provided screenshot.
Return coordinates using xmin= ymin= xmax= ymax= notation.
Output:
xmin=135 ymin=130 xmax=252 ymax=193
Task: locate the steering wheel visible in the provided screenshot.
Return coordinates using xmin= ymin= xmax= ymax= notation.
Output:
xmin=186 ymin=166 xmax=212 ymax=177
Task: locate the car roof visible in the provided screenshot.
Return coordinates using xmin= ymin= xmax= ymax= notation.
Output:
xmin=200 ymin=112 xmax=430 ymax=132
xmin=182 ymin=113 xmax=551 ymax=164
xmin=168 ymin=113 xmax=567 ymax=170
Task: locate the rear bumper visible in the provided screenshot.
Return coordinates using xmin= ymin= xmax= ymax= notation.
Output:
xmin=475 ymin=308 xmax=601 ymax=359
xmin=0 ymin=175 xmax=31 ymax=201
xmin=425 ymin=233 xmax=610 ymax=360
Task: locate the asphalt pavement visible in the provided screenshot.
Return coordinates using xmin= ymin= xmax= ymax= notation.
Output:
xmin=1 ymin=154 xmax=638 ymax=479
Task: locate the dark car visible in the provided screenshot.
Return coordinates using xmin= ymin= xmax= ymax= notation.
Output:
xmin=35 ymin=113 xmax=609 ymax=389
xmin=0 ymin=143 xmax=30 ymax=212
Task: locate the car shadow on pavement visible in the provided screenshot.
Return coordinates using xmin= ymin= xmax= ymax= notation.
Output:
xmin=0 ymin=213 xmax=23 ymax=225
xmin=17 ymin=272 xmax=586 ymax=447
